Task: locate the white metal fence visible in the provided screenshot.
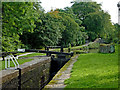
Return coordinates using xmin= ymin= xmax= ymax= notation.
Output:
xmin=5 ymin=55 xmax=19 ymax=69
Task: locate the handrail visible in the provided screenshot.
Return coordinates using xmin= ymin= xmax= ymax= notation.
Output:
xmin=25 ymin=49 xmax=73 ymax=56
xmin=46 ymin=46 xmax=61 ymax=48
xmin=5 ymin=55 xmax=19 ymax=69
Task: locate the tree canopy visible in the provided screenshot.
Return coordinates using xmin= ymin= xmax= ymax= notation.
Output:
xmin=71 ymin=1 xmax=115 ymax=41
xmin=2 ymin=1 xmax=117 ymax=52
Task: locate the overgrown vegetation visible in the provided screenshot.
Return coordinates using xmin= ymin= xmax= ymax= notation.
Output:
xmin=64 ymin=45 xmax=118 ymax=88
xmin=2 ymin=0 xmax=119 ymax=52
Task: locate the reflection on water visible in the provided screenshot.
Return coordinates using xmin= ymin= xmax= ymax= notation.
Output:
xmin=88 ymin=49 xmax=99 ymax=53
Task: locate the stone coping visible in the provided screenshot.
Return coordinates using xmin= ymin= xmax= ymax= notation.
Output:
xmin=44 ymin=55 xmax=79 ymax=89
xmin=0 ymin=56 xmax=51 ymax=84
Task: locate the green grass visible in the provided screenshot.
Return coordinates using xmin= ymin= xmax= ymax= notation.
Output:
xmin=64 ymin=45 xmax=118 ymax=88
xmin=19 ymin=53 xmax=46 ymax=58
xmin=0 ymin=58 xmax=33 ymax=70
xmin=15 ymin=52 xmax=29 ymax=55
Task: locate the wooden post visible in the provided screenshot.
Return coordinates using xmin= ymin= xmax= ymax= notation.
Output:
xmin=46 ymin=47 xmax=49 ymax=56
xmin=60 ymin=47 xmax=63 ymax=52
xmin=18 ymin=68 xmax=21 ymax=90
xmin=68 ymin=48 xmax=70 ymax=52
xmin=45 ymin=46 xmax=47 ymax=51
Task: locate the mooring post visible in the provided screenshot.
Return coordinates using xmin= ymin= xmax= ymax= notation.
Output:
xmin=18 ymin=68 xmax=21 ymax=90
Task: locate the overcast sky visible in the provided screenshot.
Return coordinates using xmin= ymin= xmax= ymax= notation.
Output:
xmin=40 ymin=0 xmax=120 ymax=24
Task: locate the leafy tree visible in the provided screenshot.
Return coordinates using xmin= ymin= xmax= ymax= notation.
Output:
xmin=71 ymin=1 xmax=101 ymax=20
xmin=4 ymin=0 xmax=116 ymax=51
xmin=84 ymin=11 xmax=115 ymax=41
xmin=60 ymin=13 xmax=79 ymax=47
xmin=21 ymin=8 xmax=88 ymax=48
xmin=57 ymin=8 xmax=88 ymax=47
xmin=71 ymin=1 xmax=115 ymax=42
xmin=2 ymin=2 xmax=41 ymax=51
xmin=113 ymin=23 xmax=120 ymax=43
xmin=20 ymin=10 xmax=63 ymax=48
xmin=37 ymin=13 xmax=63 ymax=47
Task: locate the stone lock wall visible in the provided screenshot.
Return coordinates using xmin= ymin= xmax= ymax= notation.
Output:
xmin=1 ymin=56 xmax=51 ymax=89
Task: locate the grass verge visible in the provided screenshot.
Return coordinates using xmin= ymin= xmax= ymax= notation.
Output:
xmin=19 ymin=53 xmax=46 ymax=58
xmin=64 ymin=45 xmax=118 ymax=88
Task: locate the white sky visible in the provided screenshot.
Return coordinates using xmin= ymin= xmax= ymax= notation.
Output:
xmin=40 ymin=0 xmax=120 ymax=24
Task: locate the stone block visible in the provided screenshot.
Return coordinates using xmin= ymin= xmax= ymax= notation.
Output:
xmin=99 ymin=44 xmax=115 ymax=53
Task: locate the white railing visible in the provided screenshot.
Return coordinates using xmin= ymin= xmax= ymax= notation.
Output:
xmin=5 ymin=55 xmax=19 ymax=69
